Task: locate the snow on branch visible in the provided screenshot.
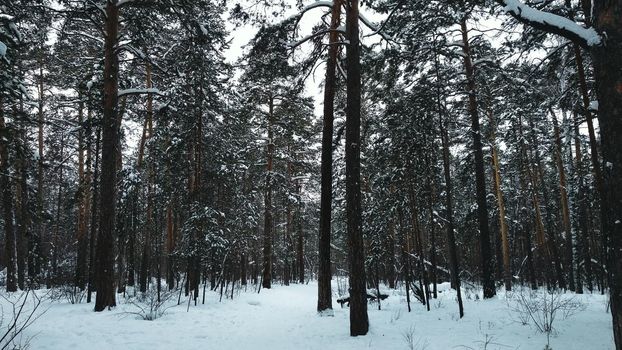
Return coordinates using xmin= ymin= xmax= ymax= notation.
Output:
xmin=301 ymin=0 xmax=334 ymax=13
xmin=497 ymin=0 xmax=601 ymax=48
xmin=359 ymin=12 xmax=392 ymax=43
xmin=287 ymin=0 xmax=333 ymax=24
xmin=288 ymin=0 xmax=394 ymax=47
xmin=64 ymin=31 xmax=104 ymax=44
xmin=118 ymin=88 xmax=163 ymax=97
xmin=116 ymin=0 xmax=138 ymax=7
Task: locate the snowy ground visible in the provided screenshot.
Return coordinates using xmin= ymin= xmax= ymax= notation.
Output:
xmin=1 ymin=281 xmax=614 ymax=350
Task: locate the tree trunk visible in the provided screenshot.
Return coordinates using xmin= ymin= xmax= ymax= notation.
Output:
xmin=528 ymin=115 xmax=566 ymax=289
xmin=409 ymin=186 xmax=430 ymax=310
xmin=127 ymin=193 xmax=136 ymax=288
xmin=386 ymin=217 xmax=396 ymax=289
xmin=425 ymin=154 xmax=438 ymax=299
xmin=87 ymin=124 xmax=101 ymax=303
xmin=94 ymin=1 xmax=120 ymax=311
xmin=317 ymin=0 xmax=342 ymax=313
xmin=76 ymin=92 xmax=89 ymax=290
xmin=139 ymin=64 xmax=154 ymax=294
xmin=166 ymin=202 xmax=175 ymax=289
xmin=460 ymin=17 xmax=495 ymax=298
xmin=345 ymin=0 xmax=368 ymax=335
xmin=591 ymin=2 xmax=622 ymax=344
xmin=32 ymin=48 xmax=45 ymax=283
xmin=15 ymin=99 xmax=28 ymax=290
xmin=284 ymin=154 xmax=293 ymax=287
xmin=51 ymin=133 xmax=65 ymax=286
xmin=486 ymin=104 xmax=512 ymax=291
xmin=573 ymin=45 xmax=604 ymax=195
xmin=296 ymin=182 xmax=304 ymax=284
xmin=435 ymin=52 xmax=464 ymax=317
xmin=0 ymin=99 xmax=17 ymax=292
xmin=551 ymin=109 xmax=575 ymax=291
xmin=398 ymin=208 xmax=411 ymax=313
xmin=262 ymin=96 xmax=275 ymax=290
xmin=573 ymin=110 xmax=593 ymax=292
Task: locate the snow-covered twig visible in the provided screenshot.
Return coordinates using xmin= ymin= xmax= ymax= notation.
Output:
xmin=118 ymin=88 xmax=163 ymax=97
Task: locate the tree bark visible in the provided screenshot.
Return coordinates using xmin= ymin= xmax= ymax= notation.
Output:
xmin=50 ymin=133 xmax=65 ymax=286
xmin=139 ymin=63 xmax=154 ymax=294
xmin=573 ymin=111 xmax=593 ymax=292
xmin=262 ymin=96 xmax=275 ymax=290
xmin=87 ymin=123 xmax=100 ymax=303
xmin=435 ymin=52 xmax=464 ymax=317
xmin=527 ymin=115 xmax=566 ymax=289
xmin=486 ymin=104 xmax=512 ymax=291
xmin=15 ymin=126 xmax=28 ymax=291
xmin=317 ymin=0 xmax=342 ymax=313
xmin=551 ymin=109 xmax=575 ymax=291
xmin=166 ymin=202 xmax=175 ymax=289
xmin=296 ymin=182 xmax=304 ymax=284
xmin=592 ymin=2 xmax=622 ymax=345
xmin=460 ymin=17 xmax=495 ymax=298
xmin=345 ymin=0 xmax=368 ymax=335
xmin=94 ymin=0 xmax=120 ymax=311
xmin=0 ymin=98 xmax=17 ymax=292
xmin=33 ymin=46 xmax=45 ymax=283
xmin=76 ymin=92 xmax=89 ymax=290
xmin=426 ymin=155 xmax=438 ymax=299
xmin=398 ymin=207 xmax=411 ymax=313
xmin=409 ymin=186 xmax=430 ymax=310
xmin=386 ymin=217 xmax=396 ymax=289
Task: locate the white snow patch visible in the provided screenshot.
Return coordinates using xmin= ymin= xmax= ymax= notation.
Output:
xmin=501 ymin=0 xmax=601 ymax=46
xmin=2 ymin=282 xmax=614 ymax=349
xmin=118 ymin=88 xmax=162 ymax=97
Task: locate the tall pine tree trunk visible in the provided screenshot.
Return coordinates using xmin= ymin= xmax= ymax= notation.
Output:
xmin=425 ymin=153 xmax=438 ymax=298
xmin=440 ymin=121 xmax=465 ymax=317
xmin=591 ymin=2 xmax=622 ymax=344
xmin=94 ymin=0 xmax=120 ymax=311
xmin=0 ymin=99 xmax=17 ymax=292
xmin=76 ymin=93 xmax=89 ymax=290
xmin=139 ymin=64 xmax=154 ymax=294
xmin=297 ymin=182 xmax=304 ymax=284
xmin=33 ymin=48 xmax=45 ymax=283
xmin=317 ymin=0 xmax=342 ymax=313
xmin=15 ymin=125 xmax=28 ymax=291
xmin=460 ymin=17 xmax=495 ymax=298
xmin=87 ymin=124 xmax=101 ymax=303
xmin=551 ymin=110 xmax=575 ymax=291
xmin=573 ymin=111 xmax=593 ymax=292
xmin=345 ymin=0 xmax=368 ymax=335
xmin=435 ymin=53 xmax=464 ymax=317
xmin=486 ymin=104 xmax=511 ymax=291
xmin=262 ymin=96 xmax=275 ymax=290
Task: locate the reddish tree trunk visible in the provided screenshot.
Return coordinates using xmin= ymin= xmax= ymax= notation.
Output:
xmin=94 ymin=1 xmax=120 ymax=311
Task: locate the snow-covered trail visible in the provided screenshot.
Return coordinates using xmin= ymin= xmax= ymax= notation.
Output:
xmin=20 ymin=281 xmax=614 ymax=349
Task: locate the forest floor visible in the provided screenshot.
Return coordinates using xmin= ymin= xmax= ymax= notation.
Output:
xmin=1 ymin=280 xmax=614 ymax=350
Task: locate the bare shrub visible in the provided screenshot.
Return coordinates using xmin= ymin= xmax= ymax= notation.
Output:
xmin=402 ymin=325 xmax=429 ymax=350
xmin=507 ymin=288 xmax=585 ymax=347
xmin=52 ymin=286 xmax=86 ymax=305
xmin=125 ymin=286 xmax=174 ymax=321
xmin=0 ymin=290 xmax=47 ymax=350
